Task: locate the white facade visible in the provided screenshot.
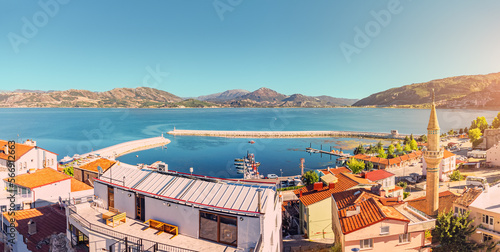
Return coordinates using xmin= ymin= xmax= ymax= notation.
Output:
xmin=487 ymin=143 xmax=500 ymax=167
xmin=73 ymin=164 xmax=282 ymax=252
xmin=422 ymin=152 xmax=456 ymax=182
xmin=0 ymin=143 xmax=58 ymax=180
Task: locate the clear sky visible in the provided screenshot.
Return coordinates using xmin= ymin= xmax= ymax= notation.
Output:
xmin=1 ymin=0 xmax=500 ymax=99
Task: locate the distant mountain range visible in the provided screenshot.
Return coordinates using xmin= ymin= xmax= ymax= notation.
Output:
xmin=0 ymin=87 xmax=357 ymax=108
xmin=354 ymin=72 xmax=500 ymax=109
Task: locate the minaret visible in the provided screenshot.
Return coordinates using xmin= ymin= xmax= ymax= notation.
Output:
xmin=424 ymin=89 xmax=443 ymax=216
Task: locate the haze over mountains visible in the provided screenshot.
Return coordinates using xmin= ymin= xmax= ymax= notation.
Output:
xmin=0 ymin=87 xmax=357 ymax=108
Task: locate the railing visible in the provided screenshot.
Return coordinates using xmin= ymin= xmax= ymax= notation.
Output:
xmin=251 ymin=234 xmax=263 ymax=252
xmin=68 ymin=205 xmax=197 ymax=252
xmin=406 ymin=205 xmax=433 ymax=220
xmin=477 ymin=225 xmax=500 ymax=236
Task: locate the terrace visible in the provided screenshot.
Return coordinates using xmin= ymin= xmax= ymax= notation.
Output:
xmin=68 ymin=203 xmax=238 ymax=252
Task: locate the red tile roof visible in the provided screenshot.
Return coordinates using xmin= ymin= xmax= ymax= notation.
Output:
xmin=294 ymin=173 xmax=361 ymax=206
xmin=77 ymin=158 xmax=116 ymax=173
xmin=364 ymin=170 xmax=395 ymax=182
xmin=406 ymin=190 xmax=459 ymax=215
xmin=320 ymin=167 xmax=351 ymax=175
xmin=71 ymin=178 xmax=93 ymax=192
xmin=454 ymin=187 xmax=482 ymax=207
xmin=2 ymin=204 xmax=67 ymax=252
xmin=353 ymin=151 xmax=423 ymax=166
xmin=338 ymin=197 xmax=409 ymax=234
xmin=443 ymin=149 xmax=456 ymax=159
xmin=0 ymin=140 xmax=34 ymax=161
xmin=332 ymin=189 xmax=380 ymax=210
xmin=388 ymin=186 xmax=403 ymax=193
xmin=4 ymin=168 xmax=71 ymax=189
xmin=379 ymin=197 xmax=402 ymax=206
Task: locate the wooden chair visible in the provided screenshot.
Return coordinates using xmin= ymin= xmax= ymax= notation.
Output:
xmin=102 ymin=207 xmax=119 ymax=220
xmin=106 ymin=212 xmax=126 ymax=228
xmin=144 ymin=219 xmax=178 ymax=239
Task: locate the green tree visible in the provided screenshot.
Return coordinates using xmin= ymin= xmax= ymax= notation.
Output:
xmin=387 ymin=144 xmax=394 ymax=157
xmin=492 ymin=112 xmax=500 ymax=129
xmin=471 ymin=116 xmax=489 ymax=133
xmin=403 ymin=136 xmax=410 ymax=145
xmin=367 ymin=144 xmax=375 ymax=154
xmin=449 ymin=170 xmax=463 ymax=181
xmin=418 ymin=134 xmax=428 ymax=143
xmin=302 ymin=170 xmax=319 ymax=185
xmin=409 ymin=139 xmax=418 ymax=150
xmin=366 ymin=162 xmax=374 ymax=171
xmin=376 ymin=141 xmax=384 ymax=151
xmin=459 ymin=128 xmax=464 ymax=134
xmin=464 ymin=127 xmax=468 ymax=134
xmin=377 ymin=147 xmax=388 ymax=158
xmin=347 ymin=158 xmax=365 ymax=174
xmin=448 ymin=129 xmax=455 ymax=136
xmin=397 ymin=181 xmax=407 ymax=190
xmin=410 ymin=133 xmax=414 ymax=141
xmin=432 ymin=210 xmax=480 ymax=252
xmin=468 ymin=128 xmax=482 ymax=142
xmin=403 ymin=143 xmax=411 ymax=152
xmin=354 ymin=144 xmax=365 ymax=155
xmin=395 ymin=142 xmax=403 ymax=152
xmin=63 ymin=166 xmax=74 ymax=177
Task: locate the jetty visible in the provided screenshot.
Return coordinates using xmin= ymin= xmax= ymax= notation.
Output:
xmin=168 ymin=129 xmax=409 ymax=140
xmin=306 ymin=147 xmax=351 ymax=158
xmin=86 ymin=136 xmax=170 ymax=158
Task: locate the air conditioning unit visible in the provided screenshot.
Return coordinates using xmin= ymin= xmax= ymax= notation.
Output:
xmin=158 ymin=163 xmax=168 ymax=172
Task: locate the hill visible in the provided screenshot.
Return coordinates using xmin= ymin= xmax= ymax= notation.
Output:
xmin=197 ymin=89 xmax=250 ymax=101
xmin=353 ymin=72 xmax=500 ymax=109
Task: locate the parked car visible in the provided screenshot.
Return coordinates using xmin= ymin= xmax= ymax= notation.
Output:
xmin=405 ymin=177 xmax=416 ymax=184
xmin=267 ymin=174 xmax=279 ymax=179
xmin=280 ymin=180 xmax=289 ymax=188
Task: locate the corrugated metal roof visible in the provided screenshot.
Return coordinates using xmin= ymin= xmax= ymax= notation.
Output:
xmin=97 ymin=163 xmax=275 ymax=215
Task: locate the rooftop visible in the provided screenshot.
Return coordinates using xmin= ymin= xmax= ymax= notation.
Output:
xmin=2 ymin=204 xmax=66 ymax=252
xmin=97 ymin=163 xmax=276 ymax=216
xmin=77 ymin=158 xmax=116 ymax=173
xmin=319 ymin=167 xmax=351 ymax=176
xmin=469 ymin=184 xmax=500 ymax=214
xmin=4 ymin=168 xmax=71 ymax=189
xmin=70 ymin=203 xmax=230 ymax=251
xmin=71 ymin=178 xmax=94 ymax=192
xmin=0 ymin=140 xmax=34 ymax=161
xmin=454 ymin=187 xmax=482 ymax=207
xmin=353 ymin=151 xmax=423 ymax=166
xmin=406 ymin=190 xmax=459 ymax=216
xmin=363 ymin=169 xmax=395 ymax=182
xmin=443 ymin=149 xmax=456 ymax=159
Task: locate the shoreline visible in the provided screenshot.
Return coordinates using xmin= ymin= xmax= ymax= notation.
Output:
xmin=168 ymin=129 xmax=410 ymax=140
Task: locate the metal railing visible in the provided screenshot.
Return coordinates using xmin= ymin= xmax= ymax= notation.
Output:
xmin=68 ymin=205 xmax=197 ymax=252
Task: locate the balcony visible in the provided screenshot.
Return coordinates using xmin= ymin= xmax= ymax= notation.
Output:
xmin=395 ymin=204 xmax=436 ymax=233
xmin=477 ymin=225 xmax=500 ymax=238
xmin=68 ymin=203 xmax=237 ymax=252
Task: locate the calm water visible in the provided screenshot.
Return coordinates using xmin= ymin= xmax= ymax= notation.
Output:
xmin=1 ymin=108 xmax=497 ymax=177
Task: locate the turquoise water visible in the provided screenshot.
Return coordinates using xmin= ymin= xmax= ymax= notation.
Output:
xmin=1 ymin=108 xmax=497 ymax=177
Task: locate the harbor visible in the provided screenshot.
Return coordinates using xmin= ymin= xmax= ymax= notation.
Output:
xmin=168 ymin=129 xmax=409 ymax=139
xmin=84 ymin=135 xmax=171 ymax=159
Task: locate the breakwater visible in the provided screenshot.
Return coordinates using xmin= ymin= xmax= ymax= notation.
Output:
xmin=167 ymin=129 xmax=409 ymax=140
xmin=86 ymin=136 xmax=171 ymax=158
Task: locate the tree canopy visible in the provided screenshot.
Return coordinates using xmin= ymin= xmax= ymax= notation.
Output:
xmin=395 ymin=142 xmax=403 ymax=152
xmin=409 ymin=139 xmax=418 ymax=150
xmin=302 ymin=170 xmax=319 ymax=185
xmin=492 ymin=112 xmax=500 ymax=129
xmin=468 ymin=128 xmax=482 ymax=142
xmin=347 ymin=158 xmax=365 ymax=174
xmin=471 ymin=116 xmax=489 ymax=133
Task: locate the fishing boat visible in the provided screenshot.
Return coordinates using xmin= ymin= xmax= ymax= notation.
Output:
xmin=233 ymin=151 xmax=261 ymax=179
xmin=249 ymin=140 xmax=255 ymax=144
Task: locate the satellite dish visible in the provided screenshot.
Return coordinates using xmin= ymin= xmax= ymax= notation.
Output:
xmin=97 ymin=165 xmax=103 ymax=174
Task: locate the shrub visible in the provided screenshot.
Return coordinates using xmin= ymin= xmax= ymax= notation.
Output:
xmin=302 ymin=171 xmax=319 ymax=185
xmin=397 ymin=181 xmax=408 ymax=190
xmin=403 ymin=192 xmax=410 ymax=199
xmin=277 ymin=185 xmax=305 ymax=191
xmin=449 ymin=170 xmax=464 ymax=181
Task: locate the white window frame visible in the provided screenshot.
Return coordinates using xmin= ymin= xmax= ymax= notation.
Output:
xmin=380 ymin=226 xmax=389 ymax=235
xmin=399 ymin=233 xmax=410 ymax=243
xmin=360 ymin=238 xmax=373 ymax=249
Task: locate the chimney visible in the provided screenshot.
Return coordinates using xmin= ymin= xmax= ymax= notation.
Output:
xmin=313 ymin=182 xmax=323 ymax=191
xmin=327 ymin=166 xmax=331 ymax=172
xmin=3 ymin=145 xmax=8 ymax=155
xmin=28 ymin=219 xmax=36 ymax=235
xmin=379 ymin=188 xmax=386 ymax=197
xmin=360 ymin=172 xmax=365 ymax=178
xmin=257 ymin=189 xmax=263 ymax=213
xmin=346 ymin=204 xmax=361 ymax=217
xmin=329 ymin=183 xmax=335 ymax=189
xmin=299 ymin=190 xmax=303 ymax=198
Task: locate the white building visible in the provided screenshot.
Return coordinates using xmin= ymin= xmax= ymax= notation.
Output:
xmin=1 ymin=168 xmax=93 ymax=210
xmin=0 ymin=139 xmax=58 ymax=180
xmin=486 ymin=142 xmax=500 ymax=167
xmin=67 ymin=163 xmax=282 ymax=252
xmin=422 ymin=149 xmax=456 ymax=182
xmin=468 ymin=150 xmax=487 ymax=159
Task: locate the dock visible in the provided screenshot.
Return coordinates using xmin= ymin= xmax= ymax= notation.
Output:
xmin=168 ymin=129 xmax=409 ymax=139
xmin=305 ymin=147 xmax=351 ymax=158
xmin=86 ymin=136 xmax=171 ymax=158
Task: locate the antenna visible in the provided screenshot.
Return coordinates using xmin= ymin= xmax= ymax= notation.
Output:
xmin=431 ymin=88 xmax=435 ymax=104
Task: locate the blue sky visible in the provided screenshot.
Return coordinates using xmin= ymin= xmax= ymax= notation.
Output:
xmin=1 ymin=0 xmax=500 ymax=99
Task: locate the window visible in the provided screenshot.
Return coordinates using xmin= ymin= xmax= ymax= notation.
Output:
xmin=483 ymin=214 xmax=494 ymax=225
xmin=399 ymin=233 xmax=410 ymax=243
xmin=483 ymin=234 xmax=493 ymax=242
xmin=200 ymin=211 xmax=237 ymax=247
xmin=360 ymin=239 xmax=373 ymax=249
xmin=380 ymin=226 xmax=389 ymax=235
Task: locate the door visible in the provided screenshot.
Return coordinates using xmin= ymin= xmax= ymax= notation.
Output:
xmin=136 ymin=194 xmax=145 ymax=221
xmin=107 ymin=186 xmax=114 ymax=208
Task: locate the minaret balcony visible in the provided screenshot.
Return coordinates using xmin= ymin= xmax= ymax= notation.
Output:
xmin=423 ymin=150 xmax=443 ymax=159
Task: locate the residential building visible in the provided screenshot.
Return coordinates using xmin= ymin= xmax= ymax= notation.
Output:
xmin=468 ymin=150 xmax=487 ymax=158
xmin=1 ymin=204 xmax=69 ymax=252
xmin=406 ymin=191 xmax=460 ymax=216
xmin=457 ymin=184 xmax=500 ymax=246
xmin=2 ymin=168 xmax=93 ymax=210
xmin=478 ymin=129 xmax=500 ymax=150
xmin=452 ymin=187 xmax=482 ymax=217
xmin=486 ymin=142 xmax=500 ymax=167
xmin=0 ymin=139 xmax=58 ymax=179
xmin=331 ymin=188 xmax=435 ymax=252
xmin=361 ymin=169 xmax=404 ymax=198
xmin=352 ymin=151 xmax=423 ymax=170
xmin=73 ymin=158 xmax=116 ymax=186
xmin=422 ymin=149 xmax=457 ymax=182
xmin=294 ymin=172 xmax=376 ymax=240
xmin=67 ymin=162 xmax=282 ymax=251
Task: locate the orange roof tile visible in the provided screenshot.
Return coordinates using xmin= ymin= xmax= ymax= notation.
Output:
xmin=77 ymin=158 xmax=116 ymax=173
xmin=342 ymin=173 xmax=377 ymax=185
xmin=4 ymin=168 xmax=71 ymax=189
xmin=364 ymin=170 xmax=395 ymax=182
xmin=0 ymin=140 xmax=34 ymax=161
xmin=2 ymin=204 xmax=66 ymax=252
xmin=354 ymin=151 xmax=423 ymax=166
xmin=379 ymin=197 xmax=402 ymax=206
xmin=443 ymin=149 xmax=456 ymax=159
xmin=71 ymin=178 xmax=93 ymax=192
xmin=406 ymin=190 xmax=459 ymax=215
xmin=454 ymin=187 xmax=482 ymax=207
xmin=332 ymin=189 xmax=380 ymax=210
xmin=320 ymin=167 xmax=351 ymax=175
xmin=388 ymin=186 xmax=403 ymax=193
xmin=294 ymin=173 xmax=360 ymax=206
